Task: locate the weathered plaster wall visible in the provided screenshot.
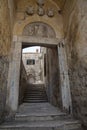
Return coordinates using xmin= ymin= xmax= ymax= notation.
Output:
xmin=0 ymin=0 xmax=11 ymax=56
xmin=0 ymin=0 xmax=15 ymax=122
xmin=46 ymin=47 xmax=59 ymax=106
xmin=8 ymin=0 xmax=16 ymax=29
xmin=63 ymin=0 xmax=87 ymax=126
xmin=53 ymin=0 xmax=66 ymax=9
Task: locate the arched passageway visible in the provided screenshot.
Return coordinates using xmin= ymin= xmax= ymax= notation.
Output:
xmin=7 ymin=21 xmax=72 ymax=115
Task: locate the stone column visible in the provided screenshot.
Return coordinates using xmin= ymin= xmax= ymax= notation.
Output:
xmin=57 ymin=41 xmax=72 ymax=113
xmin=7 ymin=38 xmax=22 ymax=112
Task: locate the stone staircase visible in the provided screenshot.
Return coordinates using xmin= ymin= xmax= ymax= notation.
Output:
xmin=0 ymin=84 xmax=83 ymax=130
xmin=23 ymin=84 xmax=48 ymax=103
xmin=0 ymin=103 xmax=83 ymax=130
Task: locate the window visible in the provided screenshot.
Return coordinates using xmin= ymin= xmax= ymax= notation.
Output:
xmin=26 ymin=59 xmax=35 ymax=65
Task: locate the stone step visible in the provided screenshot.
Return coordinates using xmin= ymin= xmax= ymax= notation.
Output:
xmin=23 ymin=98 xmax=48 ymax=100
xmin=26 ymin=89 xmax=46 ymax=91
xmin=24 ymin=94 xmax=47 ymax=97
xmin=25 ymin=97 xmax=47 ymax=99
xmin=27 ymin=86 xmax=45 ymax=88
xmin=25 ymin=92 xmax=46 ymax=94
xmin=23 ymin=99 xmax=48 ymax=101
xmin=15 ymin=113 xmax=70 ymax=121
xmin=25 ymin=91 xmax=46 ymax=94
xmin=24 ymin=93 xmax=47 ymax=96
xmin=24 ymin=98 xmax=48 ymax=101
xmin=24 ymin=95 xmax=47 ymax=97
xmin=28 ymin=88 xmax=45 ymax=90
xmin=0 ymin=120 xmax=82 ymax=130
xmin=23 ymin=100 xmax=48 ymax=103
xmin=27 ymin=89 xmax=46 ymax=91
xmin=24 ymin=98 xmax=48 ymax=100
xmin=26 ymin=88 xmax=45 ymax=91
xmin=24 ymin=96 xmax=47 ymax=99
xmin=25 ymin=94 xmax=47 ymax=96
xmin=0 ymin=127 xmax=83 ymax=130
xmin=25 ymin=88 xmax=46 ymax=90
xmin=26 ymin=88 xmax=46 ymax=90
xmin=0 ymin=103 xmax=83 ymax=130
xmin=24 ymin=84 xmax=48 ymax=104
xmin=24 ymin=97 xmax=47 ymax=99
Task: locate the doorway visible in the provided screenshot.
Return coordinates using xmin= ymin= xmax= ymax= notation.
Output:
xmin=19 ymin=45 xmax=59 ymax=106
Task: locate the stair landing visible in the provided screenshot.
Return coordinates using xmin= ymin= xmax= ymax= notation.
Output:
xmin=0 ymin=103 xmax=83 ymax=130
xmin=16 ymin=103 xmax=65 ymax=116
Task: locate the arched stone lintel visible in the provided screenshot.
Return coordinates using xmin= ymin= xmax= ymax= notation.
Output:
xmin=13 ymin=16 xmax=64 ymax=39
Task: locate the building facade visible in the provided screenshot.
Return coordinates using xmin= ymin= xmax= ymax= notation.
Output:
xmin=22 ymin=50 xmax=44 ymax=83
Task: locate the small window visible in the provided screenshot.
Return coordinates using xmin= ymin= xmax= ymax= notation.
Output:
xmin=26 ymin=59 xmax=35 ymax=65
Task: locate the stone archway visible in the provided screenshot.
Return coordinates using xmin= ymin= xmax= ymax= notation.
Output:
xmin=7 ymin=22 xmax=72 ymax=114
xmin=7 ymin=35 xmax=59 ymax=112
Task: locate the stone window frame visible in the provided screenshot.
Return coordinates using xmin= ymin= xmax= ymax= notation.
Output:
xmin=26 ymin=59 xmax=35 ymax=65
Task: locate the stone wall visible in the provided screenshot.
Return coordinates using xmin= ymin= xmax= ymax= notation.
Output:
xmin=0 ymin=57 xmax=9 ymax=123
xmin=0 ymin=0 xmax=15 ymax=122
xmin=46 ymin=47 xmax=59 ymax=106
xmin=23 ymin=52 xmax=43 ymax=83
xmin=19 ymin=61 xmax=27 ymax=104
xmin=0 ymin=0 xmax=11 ymax=56
xmin=63 ymin=0 xmax=87 ymax=127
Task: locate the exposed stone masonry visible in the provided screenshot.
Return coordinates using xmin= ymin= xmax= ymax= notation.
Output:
xmin=0 ymin=56 xmax=9 ymax=122
xmin=63 ymin=0 xmax=87 ymax=127
xmin=19 ymin=61 xmax=27 ymax=105
xmin=69 ymin=60 xmax=87 ymax=125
